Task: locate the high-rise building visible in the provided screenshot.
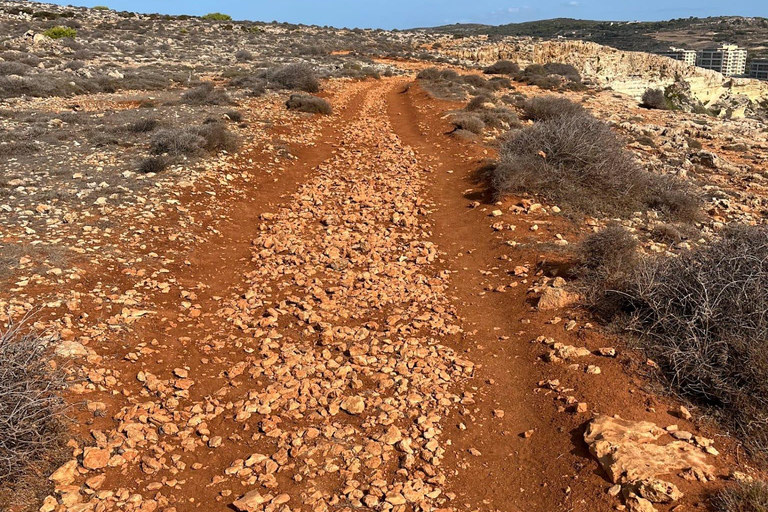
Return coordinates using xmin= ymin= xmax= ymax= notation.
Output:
xmin=697 ymin=44 xmax=748 ymax=77
xmin=749 ymin=59 xmax=768 ymax=80
xmin=657 ymin=47 xmax=697 ymax=66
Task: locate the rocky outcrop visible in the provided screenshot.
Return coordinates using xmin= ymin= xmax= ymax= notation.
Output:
xmin=440 ymin=37 xmax=768 ymax=108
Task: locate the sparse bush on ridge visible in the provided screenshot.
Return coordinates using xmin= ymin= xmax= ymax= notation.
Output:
xmin=201 ymin=12 xmax=232 ymax=21
xmin=285 ymin=94 xmax=332 ymax=115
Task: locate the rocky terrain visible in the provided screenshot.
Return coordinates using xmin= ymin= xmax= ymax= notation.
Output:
xmin=2 ymin=3 xmax=768 ymax=512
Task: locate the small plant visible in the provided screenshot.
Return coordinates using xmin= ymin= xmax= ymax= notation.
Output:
xmin=285 ymin=94 xmax=332 ymax=115
xmin=202 ymin=12 xmax=232 ymax=21
xmin=224 ymin=110 xmax=243 ymax=122
xmin=626 ymin=225 xmax=768 ymax=457
xmin=150 ymin=124 xmax=239 ymax=156
xmin=641 ymin=88 xmax=671 ymax=110
xmin=43 ymin=27 xmax=77 ymax=39
xmin=92 ymin=5 xmax=110 ymax=10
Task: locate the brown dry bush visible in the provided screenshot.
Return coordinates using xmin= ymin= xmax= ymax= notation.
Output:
xmin=138 ymin=156 xmax=168 ymax=173
xmin=624 ymin=225 xmax=768 ymax=456
xmin=641 ymin=88 xmax=671 ymax=110
xmin=712 ymin=481 xmax=768 ymax=512
xmin=266 ymin=63 xmax=320 ymax=93
xmin=522 ymin=95 xmax=584 ymax=121
xmin=150 ymin=124 xmax=238 ymax=156
xmin=0 ymin=321 xmax=67 ymax=488
xmin=285 ymin=94 xmax=331 ymax=115
xmin=449 ymin=113 xmax=485 ymax=135
xmin=483 ymin=60 xmax=519 ymax=75
xmin=489 ymin=113 xmax=699 ymax=219
xmin=181 ymin=82 xmax=232 ymax=106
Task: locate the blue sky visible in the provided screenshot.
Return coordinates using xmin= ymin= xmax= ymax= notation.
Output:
xmin=53 ymin=1 xmax=766 ymax=29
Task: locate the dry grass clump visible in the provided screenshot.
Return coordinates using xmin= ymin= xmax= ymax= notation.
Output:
xmin=522 ymin=95 xmax=584 ymax=121
xmin=417 ymin=67 xmax=512 ymax=101
xmin=124 ymin=118 xmax=158 ymax=133
xmin=488 ymin=112 xmax=699 ymax=219
xmin=285 ymin=94 xmax=332 ymax=115
xmin=0 ymin=321 xmax=66 ymax=488
xmin=712 ymin=481 xmax=768 ymax=512
xmin=181 ymin=82 xmax=233 ymax=106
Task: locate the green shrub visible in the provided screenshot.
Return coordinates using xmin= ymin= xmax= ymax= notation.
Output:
xmin=43 ymin=27 xmax=77 ymax=39
xmin=202 ymin=12 xmax=232 ymax=21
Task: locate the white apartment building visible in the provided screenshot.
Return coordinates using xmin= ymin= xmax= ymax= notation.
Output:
xmin=697 ymin=44 xmax=748 ymax=77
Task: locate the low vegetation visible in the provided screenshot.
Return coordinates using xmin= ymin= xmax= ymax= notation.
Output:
xmin=580 ymin=224 xmax=768 ymax=457
xmin=150 ymin=123 xmax=239 ymax=156
xmin=487 ymin=111 xmax=699 ymax=219
xmin=0 ymin=321 xmax=67 ymax=499
xmin=522 ymin=95 xmax=584 ymax=121
xmin=42 ymin=26 xmax=76 ymax=39
xmin=641 ymin=88 xmax=672 ymax=110
xmin=201 ymin=12 xmax=232 ymax=21
xmin=285 ymin=94 xmax=332 ymax=114
xmin=712 ymin=481 xmax=768 ymax=512
xmin=181 ymin=82 xmax=233 ymax=106
xmin=266 ymin=63 xmax=321 ymax=93
xmin=483 ymin=60 xmax=520 ymax=75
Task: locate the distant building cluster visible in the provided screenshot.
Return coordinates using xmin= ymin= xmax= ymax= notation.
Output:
xmin=657 ymin=44 xmax=758 ymax=79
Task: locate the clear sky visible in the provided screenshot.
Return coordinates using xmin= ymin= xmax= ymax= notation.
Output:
xmin=51 ymin=0 xmax=766 ymax=29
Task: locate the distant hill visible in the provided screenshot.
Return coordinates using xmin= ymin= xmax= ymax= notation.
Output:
xmin=418 ymin=16 xmax=768 ymax=58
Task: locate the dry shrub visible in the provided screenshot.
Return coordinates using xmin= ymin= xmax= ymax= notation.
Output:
xmin=712 ymin=481 xmax=768 ymax=512
xmin=124 ymin=118 xmax=158 ymax=133
xmin=0 ymin=321 xmax=66 ymax=488
xmin=150 ymin=124 xmax=238 ymax=156
xmin=522 ymin=95 xmax=584 ymax=121
xmin=484 ymin=60 xmax=519 ymax=75
xmin=488 ymin=113 xmax=699 ymax=219
xmin=450 ymin=113 xmax=485 ymax=135
xmin=641 ymin=88 xmax=671 ymax=110
xmin=181 ymin=82 xmax=232 ymax=105
xmin=138 ymin=156 xmax=168 ymax=173
xmin=285 ymin=94 xmax=331 ymax=115
xmin=626 ymin=225 xmax=768 ymax=456
xmin=266 ymin=63 xmax=320 ymax=93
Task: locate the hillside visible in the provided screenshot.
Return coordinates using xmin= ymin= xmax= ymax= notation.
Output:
xmin=421 ymin=16 xmax=768 ymax=58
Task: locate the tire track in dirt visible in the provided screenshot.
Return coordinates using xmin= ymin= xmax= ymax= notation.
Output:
xmin=47 ymin=79 xmax=477 ymax=512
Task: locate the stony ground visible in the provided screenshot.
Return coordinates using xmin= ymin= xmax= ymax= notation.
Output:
xmin=3 ymin=72 xmax=758 ymax=512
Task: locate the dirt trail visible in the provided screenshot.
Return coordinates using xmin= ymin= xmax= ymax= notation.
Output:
xmin=37 ymin=78 xmax=728 ymax=512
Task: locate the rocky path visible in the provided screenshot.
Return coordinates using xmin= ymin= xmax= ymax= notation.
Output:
xmin=37 ymin=78 xmax=728 ymax=512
